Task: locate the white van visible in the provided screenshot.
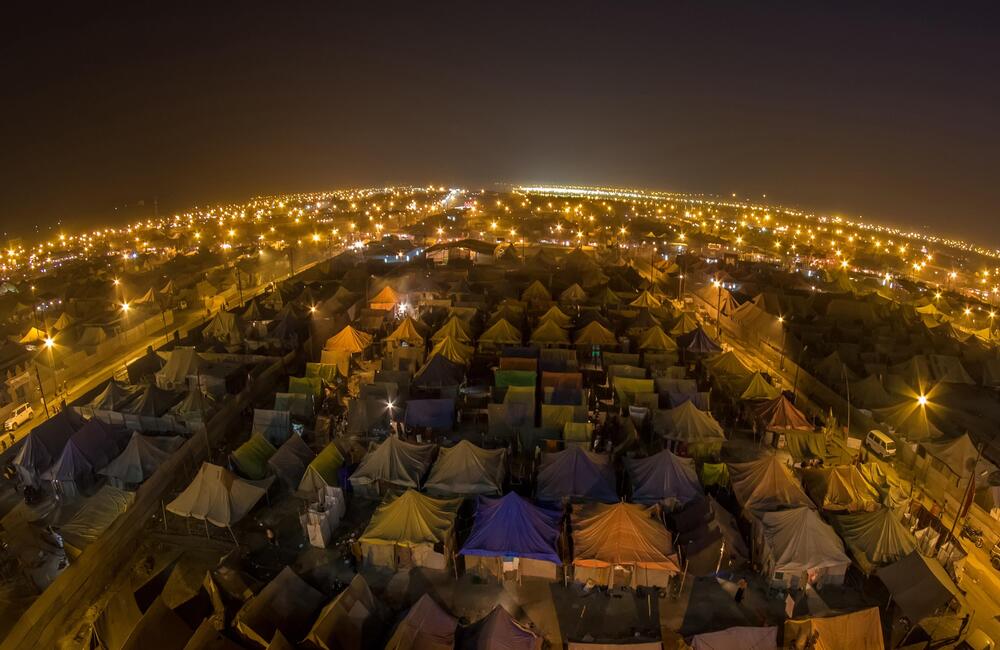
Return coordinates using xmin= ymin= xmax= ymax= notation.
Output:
xmin=866 ymin=429 xmax=896 ymax=458
xmin=4 ymin=403 xmax=34 ymax=431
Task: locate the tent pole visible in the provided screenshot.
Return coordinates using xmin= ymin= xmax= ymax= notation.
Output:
xmin=228 ymin=525 xmax=239 ymax=547
xmin=204 ymin=519 xmax=211 ymax=539
xmin=161 ymin=500 xmax=168 ymax=532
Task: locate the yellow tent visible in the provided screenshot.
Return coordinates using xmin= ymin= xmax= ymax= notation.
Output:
xmin=478 ymin=319 xmax=522 ymax=347
xmin=369 ymin=285 xmax=400 ymax=311
xmin=739 ymin=372 xmax=781 ymax=401
xmin=629 ymin=290 xmax=661 ymax=309
xmin=429 ymin=336 xmax=473 ymax=364
xmin=538 ymin=306 xmax=572 ymax=328
xmin=19 ymin=327 xmax=47 ymax=345
xmin=521 ymin=280 xmax=551 ymax=303
xmin=669 ymin=312 xmax=699 ymax=336
xmin=560 ymin=283 xmax=588 ymax=303
xmin=638 ymin=326 xmax=677 ymax=351
xmin=529 ymin=319 xmax=570 ymax=345
xmin=574 ymin=321 xmax=616 ymax=346
xmin=705 ymin=351 xmax=752 ymax=378
xmin=50 ymin=312 xmax=74 ymax=332
xmin=431 ymin=316 xmax=472 ymax=343
xmin=359 ymin=489 xmax=461 ymax=568
xmin=385 ymin=317 xmax=426 ymax=346
xmin=324 ymin=325 xmax=372 ymax=354
xmin=783 ymin=607 xmax=884 ymax=650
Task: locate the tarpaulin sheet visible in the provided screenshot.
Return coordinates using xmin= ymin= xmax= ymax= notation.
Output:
xmin=832 ymin=507 xmax=916 ymax=575
xmin=564 ymin=422 xmax=593 ymax=442
xmin=424 ymin=440 xmax=505 ymax=496
xmin=783 ymin=431 xmax=828 ymax=462
xmin=609 ymin=365 xmax=646 ymax=380
xmin=783 ymin=608 xmax=883 ymax=650
xmin=613 ymin=377 xmax=654 ymax=407
xmin=500 ymin=356 xmax=537 ymax=371
xmin=541 ymin=404 xmax=576 ymax=430
xmin=234 ymin=567 xmax=324 ymax=648
xmin=167 ymin=463 xmax=270 ymax=527
xmin=306 ymin=362 xmax=338 ymax=382
xmin=495 ymin=370 xmax=537 ymax=388
xmin=541 ymin=371 xmax=583 ymax=390
xmin=252 ymin=409 xmax=291 ymax=446
xmin=571 ymin=502 xmax=679 ymax=571
xmin=298 ymin=442 xmax=345 ymax=494
xmin=537 ymin=446 xmax=617 ymax=503
xmin=384 ymin=594 xmax=457 ymax=650
xmin=231 ymin=435 xmax=278 ymax=480
xmin=288 ymin=375 xmax=322 ymax=397
xmin=350 ymin=436 xmax=435 ymax=489
xmin=360 ymin=489 xmax=460 ymax=547
xmin=729 ymin=455 xmax=812 ymax=513
xmin=403 ymin=399 xmax=455 ymax=430
xmin=602 ymin=352 xmax=639 ymax=369
xmin=699 ymin=462 xmax=729 ymax=488
xmin=267 ymin=435 xmax=315 ymax=490
xmin=461 ymin=493 xmax=562 ymax=564
xmin=625 ymin=450 xmax=702 ymax=507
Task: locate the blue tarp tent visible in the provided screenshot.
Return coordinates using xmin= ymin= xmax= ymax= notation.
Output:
xmin=536 ymin=446 xmax=617 ymax=504
xmin=461 ymin=493 xmax=562 ymax=564
xmin=403 ymin=398 xmax=455 ymax=430
xmin=413 ymin=355 xmax=465 ymax=388
xmin=677 ymin=327 xmax=722 ymax=356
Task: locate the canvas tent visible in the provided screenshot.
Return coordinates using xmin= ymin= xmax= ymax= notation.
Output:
xmin=729 ymin=455 xmax=813 ymax=514
xmin=431 ymin=316 xmax=473 ymax=343
xmin=251 ymin=409 xmax=291 ymax=445
xmin=529 ymin=319 xmax=570 ymax=346
xmin=359 ymin=489 xmax=461 ymax=569
xmin=573 ymin=320 xmax=616 ymax=346
xmin=100 ymin=432 xmax=183 ymax=488
xmin=424 ymin=440 xmax=505 ymax=497
xmin=297 ymin=442 xmax=345 ymax=495
xmin=234 ymin=567 xmax=324 ymax=648
xmin=624 ymin=449 xmax=703 ymax=509
xmin=923 ymin=432 xmax=989 ymax=479
xmin=672 ymin=496 xmax=748 ymax=576
xmin=460 ymin=493 xmax=562 ymax=581
xmin=231 ymin=435 xmax=278 ymax=480
xmin=739 ymin=372 xmax=781 ymax=402
xmin=156 ymin=347 xmax=206 ymax=391
xmin=656 ymin=401 xmax=726 ymax=458
xmin=689 ymin=626 xmax=777 ymax=650
xmin=571 ymin=502 xmax=680 ymax=588
xmin=428 ymin=336 xmax=473 ymax=364
xmin=385 ymin=317 xmax=427 ymax=347
xmin=12 ymin=409 xmax=85 ymax=486
xmin=384 ymin=594 xmax=457 ymax=650
xmin=369 ymin=285 xmax=400 ymax=311
xmin=755 ymin=395 xmax=812 ymax=432
xmin=536 ymin=446 xmax=617 ymax=503
xmin=801 ymin=465 xmax=880 ymax=512
xmin=41 ymin=418 xmax=128 ymax=495
xmin=304 ymin=573 xmax=383 ymax=650
xmin=324 ymin=325 xmax=373 ymax=354
xmin=478 ymin=318 xmax=522 ymax=348
xmin=459 ymin=606 xmax=543 ymax=650
xmin=88 ymin=379 xmax=140 ymax=411
xmin=876 ymin=551 xmax=965 ymax=623
xmin=60 ymin=486 xmax=135 ymax=558
xmin=783 ymin=607 xmax=884 ymax=650
xmin=832 ymin=507 xmax=917 ymax=575
xmin=751 ymin=506 xmax=850 ymax=587
xmin=638 ymin=325 xmax=677 ymax=352
xmin=202 ymin=311 xmax=243 ymax=345
xmin=267 ymin=435 xmax=315 ymax=490
xmin=413 ymin=354 xmax=465 ymax=388
xmin=166 ymin=463 xmax=270 ymax=527
xmin=349 ymin=436 xmax=435 ymax=494
xmin=124 ymin=384 xmax=183 ymax=417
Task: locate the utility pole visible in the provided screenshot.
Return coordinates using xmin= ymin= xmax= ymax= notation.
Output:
xmin=945 ymin=442 xmax=984 ymax=554
xmin=34 ymin=365 xmax=50 ymax=418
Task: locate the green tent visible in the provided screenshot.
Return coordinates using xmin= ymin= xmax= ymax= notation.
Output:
xmin=297 ymin=442 xmax=345 ymax=494
xmin=289 ymin=376 xmax=323 ymax=397
xmin=305 ymin=363 xmax=338 ymax=382
xmin=231 ymin=435 xmax=278 ymax=480
xmin=699 ymin=462 xmax=729 ymax=488
xmin=495 ymin=369 xmax=537 ymax=388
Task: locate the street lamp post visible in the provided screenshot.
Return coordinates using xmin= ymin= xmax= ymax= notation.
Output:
xmin=777 ymin=316 xmax=787 ymax=371
xmin=713 ymin=279 xmax=723 ymax=338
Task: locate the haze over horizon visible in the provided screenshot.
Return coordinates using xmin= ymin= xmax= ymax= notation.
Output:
xmin=2 ymin=3 xmax=998 ymax=245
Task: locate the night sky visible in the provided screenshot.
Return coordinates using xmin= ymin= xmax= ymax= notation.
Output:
xmin=2 ymin=3 xmax=998 ymax=243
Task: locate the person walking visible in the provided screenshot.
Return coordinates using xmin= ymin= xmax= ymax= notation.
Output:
xmin=734 ymin=578 xmax=747 ymax=605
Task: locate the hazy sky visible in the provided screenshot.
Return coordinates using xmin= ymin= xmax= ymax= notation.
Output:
xmin=2 ymin=3 xmax=998 ymax=244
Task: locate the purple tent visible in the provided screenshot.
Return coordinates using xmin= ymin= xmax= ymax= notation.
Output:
xmin=536 ymin=446 xmax=617 ymax=504
xmin=413 ymin=355 xmax=465 ymax=388
xmin=677 ymin=326 xmax=722 ymax=356
xmin=403 ymin=399 xmax=455 ymax=430
xmin=461 ymin=493 xmax=562 ymax=564
xmin=42 ymin=418 xmax=128 ymax=482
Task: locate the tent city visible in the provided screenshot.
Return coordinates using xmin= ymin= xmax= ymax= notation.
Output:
xmin=0 ymin=184 xmax=997 ymax=649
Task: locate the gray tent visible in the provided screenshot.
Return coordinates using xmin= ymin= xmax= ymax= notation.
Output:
xmin=155 ymin=347 xmax=206 ymax=391
xmin=424 ymin=440 xmax=506 ymax=497
xmin=729 ymin=454 xmax=813 ymax=514
xmin=832 ymin=507 xmax=917 ymax=575
xmin=88 ymin=379 xmax=140 ymax=411
xmin=458 ymin=605 xmax=542 ymax=650
xmin=349 ymin=435 xmax=435 ymax=494
xmin=12 ymin=409 xmax=86 ymax=486
xmin=385 ymin=594 xmax=457 ymax=650
xmin=267 ymin=435 xmax=315 ymax=490
xmin=203 ymin=311 xmax=244 ymax=346
xmin=60 ymin=486 xmax=135 ymax=558
xmin=536 ymin=446 xmax=617 ymax=504
xmin=100 ymin=432 xmax=184 ymax=488
xmin=877 ymin=551 xmax=966 ymax=623
xmin=625 ymin=449 xmax=703 ymax=509
xmin=41 ymin=418 xmax=128 ymax=495
xmin=125 ymin=385 xmax=183 ymax=417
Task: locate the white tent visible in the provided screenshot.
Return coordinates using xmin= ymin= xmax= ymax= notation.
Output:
xmin=752 ymin=506 xmax=850 ymax=588
xmin=99 ymin=432 xmax=183 ymax=488
xmin=166 ymin=463 xmax=271 ymax=527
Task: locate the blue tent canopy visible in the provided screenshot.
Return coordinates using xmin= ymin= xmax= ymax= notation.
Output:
xmin=403 ymin=399 xmax=455 ymax=429
xmin=12 ymin=409 xmax=86 ymax=485
xmin=461 ymin=493 xmax=562 ymax=564
xmin=677 ymin=327 xmax=722 ymax=355
xmin=536 ymin=446 xmax=618 ymax=504
xmin=413 ymin=355 xmax=465 ymax=388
